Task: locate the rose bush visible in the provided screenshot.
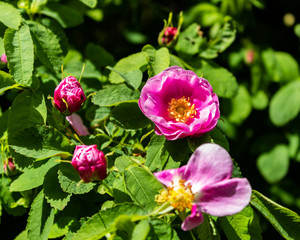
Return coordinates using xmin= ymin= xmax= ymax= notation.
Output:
xmin=0 ymin=1 xmax=300 ymax=240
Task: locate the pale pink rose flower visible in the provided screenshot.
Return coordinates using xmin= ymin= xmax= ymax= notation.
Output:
xmin=154 ymin=143 xmax=252 ymax=231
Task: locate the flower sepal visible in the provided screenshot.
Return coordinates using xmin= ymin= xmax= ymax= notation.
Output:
xmin=152 ymin=201 xmax=174 ymax=216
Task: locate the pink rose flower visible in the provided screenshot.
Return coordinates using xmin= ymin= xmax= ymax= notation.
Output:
xmin=161 ymin=27 xmax=178 ymax=45
xmin=154 ymin=143 xmax=252 ymax=231
xmin=71 ymin=145 xmax=107 ymax=183
xmin=1 ymin=53 xmax=7 ymax=64
xmin=66 ymin=113 xmax=90 ymax=136
xmin=138 ymin=66 xmax=220 ymax=140
xmin=54 ymin=76 xmax=86 ymax=115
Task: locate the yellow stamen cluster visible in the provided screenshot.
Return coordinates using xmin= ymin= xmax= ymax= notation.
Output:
xmin=168 ymin=97 xmax=196 ymax=123
xmin=155 ymin=179 xmax=195 ymax=212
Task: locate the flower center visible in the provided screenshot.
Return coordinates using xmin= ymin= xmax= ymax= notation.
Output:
xmin=155 ymin=179 xmax=195 ymax=212
xmin=168 ymin=97 xmax=196 ymax=123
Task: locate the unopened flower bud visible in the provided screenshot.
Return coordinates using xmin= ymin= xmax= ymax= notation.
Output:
xmin=71 ymin=145 xmax=107 ymax=183
xmin=3 ymin=157 xmax=16 ymax=176
xmin=245 ymin=49 xmax=255 ymax=65
xmin=160 ymin=27 xmax=178 ymax=45
xmin=53 ymin=76 xmax=86 ymax=115
xmin=1 ymin=53 xmax=7 ymax=64
xmin=158 ymin=12 xmax=183 ymax=47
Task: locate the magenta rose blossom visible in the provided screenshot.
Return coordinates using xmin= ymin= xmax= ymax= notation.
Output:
xmin=1 ymin=53 xmax=7 ymax=64
xmin=154 ymin=143 xmax=252 ymax=231
xmin=71 ymin=145 xmax=107 ymax=183
xmin=54 ymin=76 xmax=86 ymax=115
xmin=138 ymin=66 xmax=220 ymax=140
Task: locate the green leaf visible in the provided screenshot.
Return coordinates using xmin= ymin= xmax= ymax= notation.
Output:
xmin=196 ymin=59 xmax=238 ymax=98
xmin=26 ymin=190 xmax=55 ymax=240
xmin=64 ymin=59 xmax=102 ymax=80
xmin=86 ymin=106 xmax=110 ymax=123
xmin=9 ymin=125 xmax=73 ymax=160
xmin=10 ymin=149 xmax=35 ymax=170
xmin=149 ymin=218 xmax=180 ymax=240
xmin=0 ymin=109 xmax=8 ymax=138
xmin=124 ymin=166 xmax=162 ymax=212
xmin=40 ymin=18 xmax=69 ymax=56
xmin=41 ymin=3 xmax=84 ymax=28
xmin=27 ymin=21 xmax=63 ymax=73
xmin=200 ymin=16 xmax=236 ymax=59
xmin=131 ymin=220 xmax=151 ymax=240
xmin=257 ymin=144 xmax=289 ymax=184
xmin=175 ymin=23 xmax=204 ymax=57
xmin=4 ymin=25 xmax=34 ymax=86
xmin=228 ymin=85 xmax=252 ymax=125
xmin=108 ymin=52 xmax=147 ymax=84
xmin=209 ymin=128 xmax=229 ymax=152
xmin=269 ymin=80 xmax=300 ymax=126
xmin=251 ymin=190 xmax=300 ymax=240
xmin=10 ymin=158 xmax=59 ymax=192
xmin=14 ymin=230 xmax=28 ymax=240
xmin=110 ymin=102 xmax=151 ymax=129
xmin=30 ymin=0 xmax=47 ymax=14
xmin=72 ymin=204 xmax=146 ymax=240
xmin=251 ymin=90 xmax=269 ymax=110
xmin=44 ymin=165 xmax=72 ymax=210
xmin=164 ymin=138 xmax=190 ymax=162
xmin=0 ymin=70 xmax=16 ymax=94
xmin=0 ymin=2 xmax=21 ymax=29
xmin=0 ymin=177 xmax=27 ymax=216
xmin=86 ymin=43 xmax=115 ymax=68
xmin=58 ymin=163 xmax=95 ymax=194
xmin=92 ymin=83 xmax=140 ymax=107
xmin=183 ymin=3 xmax=223 ymax=27
xmin=107 ymin=66 xmax=143 ymax=90
xmin=219 ymin=205 xmax=262 ymax=240
xmin=146 ymin=135 xmax=166 ymax=171
xmin=8 ymin=90 xmax=47 ymax=137
xmin=196 ymin=214 xmax=220 ymax=240
xmin=112 ymin=174 xmax=133 ymax=204
xmin=79 ymin=0 xmax=97 ymax=8
xmin=48 ymin=216 xmax=76 ymax=239
xmin=273 ymin=52 xmax=299 ymax=82
xmin=142 ymin=45 xmax=170 ymax=77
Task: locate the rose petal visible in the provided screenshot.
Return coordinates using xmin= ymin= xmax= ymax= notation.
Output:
xmin=181 ymin=204 xmax=204 ymax=231
xmin=198 ymin=178 xmax=252 ymax=216
xmin=183 ymin=144 xmax=233 ymax=192
xmin=66 ymin=113 xmax=90 ymax=136
xmin=154 ymin=165 xmax=186 ymax=187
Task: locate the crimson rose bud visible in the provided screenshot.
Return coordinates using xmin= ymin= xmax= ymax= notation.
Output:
xmin=71 ymin=145 xmax=107 ymax=183
xmin=161 ymin=27 xmax=178 ymax=45
xmin=3 ymin=157 xmax=16 ymax=176
xmin=53 ymin=76 xmax=86 ymax=115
